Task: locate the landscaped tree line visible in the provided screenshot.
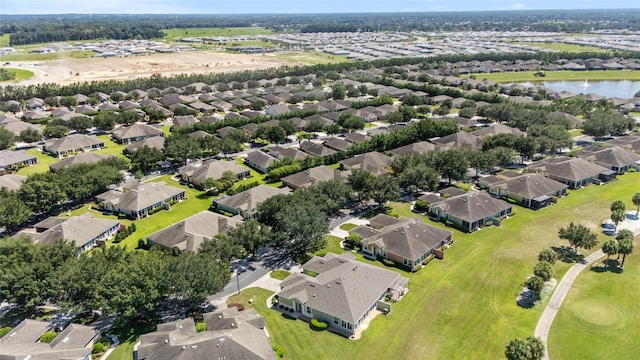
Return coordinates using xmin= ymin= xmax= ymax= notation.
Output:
xmin=505 ymin=337 xmax=545 ymax=360
xmin=0 ymin=158 xmax=128 ymax=230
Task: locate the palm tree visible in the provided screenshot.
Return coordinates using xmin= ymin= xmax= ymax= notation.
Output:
xmin=601 ymin=239 xmax=619 ymax=266
xmin=611 ymin=209 xmax=626 ymax=232
xmin=632 ymin=192 xmax=640 ymax=216
xmin=610 ymin=200 xmax=626 ymax=213
xmin=617 ymin=237 xmax=634 ymax=268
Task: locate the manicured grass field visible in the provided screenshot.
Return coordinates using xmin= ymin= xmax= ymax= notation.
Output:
xmin=94 ymin=135 xmax=129 ymax=159
xmin=463 ymin=70 xmax=640 ymax=83
xmin=520 ymin=42 xmax=607 ymax=53
xmin=105 ymin=340 xmax=136 ymax=360
xmin=253 ymin=172 xmax=640 ymax=360
xmin=273 ymin=52 xmax=352 ymax=65
xmin=0 ymin=68 xmax=34 ymax=82
xmin=161 ymin=27 xmax=273 ymax=41
xmin=0 ymin=34 xmax=10 ymax=47
xmin=0 ymin=50 xmax=95 ymax=62
xmin=548 ymin=239 xmax=640 ymax=359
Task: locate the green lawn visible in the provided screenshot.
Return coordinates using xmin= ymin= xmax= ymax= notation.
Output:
xmin=105 ymin=340 xmax=136 ymax=360
xmin=339 ymin=223 xmax=358 ymax=231
xmin=270 ymin=270 xmax=291 ymax=281
xmin=273 ymin=52 xmax=352 ymax=65
xmin=463 ymin=70 xmax=640 ymax=83
xmin=0 ymin=68 xmax=34 ymax=82
xmin=254 ymin=172 xmax=640 ymax=360
xmin=520 ymin=42 xmax=607 ymax=53
xmin=0 ymin=50 xmax=95 ymax=62
xmin=161 ymin=27 xmax=273 ymax=41
xmin=94 ymin=135 xmax=129 ymax=159
xmin=318 ymin=235 xmax=344 ymax=256
xmin=548 ymin=237 xmax=640 ymax=359
xmin=0 ymin=34 xmax=10 ymax=47
xmin=15 ymin=148 xmax=59 ymax=176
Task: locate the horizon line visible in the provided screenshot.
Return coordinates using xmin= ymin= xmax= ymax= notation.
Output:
xmin=3 ymin=8 xmax=640 ymax=16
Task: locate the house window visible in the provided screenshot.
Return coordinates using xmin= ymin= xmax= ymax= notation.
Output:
xmin=306 ymin=306 xmax=311 ymax=314
xmin=334 ymin=317 xmax=339 ymax=324
xmin=341 ymin=320 xmax=346 ymax=328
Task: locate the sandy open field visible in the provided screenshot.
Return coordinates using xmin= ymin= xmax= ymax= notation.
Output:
xmin=8 ymin=51 xmax=298 ymax=86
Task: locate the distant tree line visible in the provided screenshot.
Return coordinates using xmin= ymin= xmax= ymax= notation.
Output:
xmin=4 ymin=10 xmax=640 ymax=45
xmin=3 ymin=50 xmax=640 ymax=102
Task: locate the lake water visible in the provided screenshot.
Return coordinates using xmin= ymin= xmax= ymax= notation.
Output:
xmin=519 ymin=80 xmax=640 ymax=99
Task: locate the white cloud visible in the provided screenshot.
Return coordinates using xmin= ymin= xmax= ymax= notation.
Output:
xmin=510 ymin=2 xmax=527 ymax=10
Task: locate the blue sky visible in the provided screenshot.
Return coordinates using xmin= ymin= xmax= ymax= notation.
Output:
xmin=0 ymin=0 xmax=636 ymax=14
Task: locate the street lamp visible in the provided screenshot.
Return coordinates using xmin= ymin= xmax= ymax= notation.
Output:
xmin=236 ymin=269 xmax=242 ymax=295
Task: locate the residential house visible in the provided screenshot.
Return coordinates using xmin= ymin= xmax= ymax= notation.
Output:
xmin=136 ymin=308 xmax=275 ymax=360
xmin=430 ymin=132 xmax=482 ymax=150
xmin=16 ymin=216 xmax=120 ymax=252
xmin=526 ymin=156 xmax=613 ymax=188
xmin=0 ymin=320 xmax=99 ymax=360
xmin=269 ymin=145 xmax=308 ymax=161
xmin=354 ymin=216 xmax=453 ymax=269
xmin=277 ymin=253 xmax=409 ymax=337
xmin=480 ymin=171 xmax=567 ymax=209
xmin=425 ymin=191 xmax=513 ymax=232
xmin=470 ymin=123 xmax=525 ymax=139
xmin=49 ymin=152 xmax=112 ymax=172
xmin=173 ymin=115 xmax=199 ymax=128
xmin=244 ymin=151 xmax=278 ymax=173
xmin=577 ymin=146 xmax=640 ymax=174
xmin=344 ymin=132 xmax=370 ymax=144
xmin=146 ymin=210 xmax=242 ymax=252
xmin=43 ymin=134 xmax=105 ymax=157
xmin=124 ymin=136 xmax=166 ymax=153
xmin=339 ymin=151 xmax=393 ymax=176
xmin=98 ymin=181 xmax=186 ymax=219
xmin=323 ymin=137 xmax=351 ymax=152
xmin=214 ymin=185 xmax=290 ymax=218
xmin=0 ymin=150 xmax=37 ymax=172
xmin=282 ymin=165 xmax=349 ymax=190
xmin=113 ymin=124 xmax=164 ymax=144
xmin=299 ymin=141 xmax=336 ymax=157
xmin=387 ymin=141 xmax=437 ymax=157
xmin=0 ymin=174 xmax=26 ymax=191
xmin=0 ymin=120 xmax=42 ymax=137
xmin=179 ymin=159 xmax=250 ymax=187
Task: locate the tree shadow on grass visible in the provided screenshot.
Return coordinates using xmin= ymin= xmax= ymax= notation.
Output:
xmin=590 ymin=259 xmax=623 ymax=274
xmin=516 ymin=288 xmax=540 ymax=309
xmin=551 ymin=246 xmax=585 ymax=264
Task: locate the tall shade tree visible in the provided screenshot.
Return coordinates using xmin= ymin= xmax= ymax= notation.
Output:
xmin=558 ymin=222 xmax=598 ymax=253
xmin=632 ymin=192 xmax=640 ymax=216
xmin=505 ymin=337 xmax=545 ymax=360
xmin=435 ymin=148 xmax=469 ymax=185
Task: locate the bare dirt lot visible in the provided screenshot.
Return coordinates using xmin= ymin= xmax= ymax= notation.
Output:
xmin=8 ymin=51 xmax=299 ymax=86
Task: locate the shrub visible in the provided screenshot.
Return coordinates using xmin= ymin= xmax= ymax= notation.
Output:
xmin=525 ymin=276 xmax=545 ymax=293
xmin=344 ymin=234 xmax=361 ymax=249
xmin=137 ymin=238 xmax=147 ymax=249
xmin=130 ymin=223 xmax=137 ymax=232
xmin=92 ymin=342 xmax=107 ymax=353
xmin=195 ymin=322 xmax=207 ymax=332
xmin=533 ymin=261 xmax=554 ymax=282
xmin=227 ymin=303 xmax=245 ymax=311
xmin=273 ymin=344 xmax=285 ymax=359
xmin=39 ymin=331 xmax=58 ymax=343
xmin=538 ymin=249 xmax=557 ymax=264
xmin=0 ymin=327 xmax=12 ymax=338
xmin=378 ymin=256 xmax=395 ymax=267
xmin=411 ymin=264 xmax=422 ymax=272
xmin=310 ymin=318 xmax=328 ymax=331
xmin=414 ymin=199 xmax=429 ymax=212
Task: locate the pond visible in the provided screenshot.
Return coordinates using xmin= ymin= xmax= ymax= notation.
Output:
xmin=519 ymin=80 xmax=640 ymax=99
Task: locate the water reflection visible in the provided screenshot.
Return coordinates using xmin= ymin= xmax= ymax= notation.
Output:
xmin=519 ymin=80 xmax=640 ymax=99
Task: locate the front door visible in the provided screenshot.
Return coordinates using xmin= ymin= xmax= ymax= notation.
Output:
xmin=296 ymin=303 xmax=302 ymax=312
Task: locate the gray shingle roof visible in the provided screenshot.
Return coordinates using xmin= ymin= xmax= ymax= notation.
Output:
xmin=281 ymin=165 xmax=348 ymax=189
xmin=214 ymin=185 xmax=290 ymax=216
xmin=279 ymin=253 xmax=407 ymax=323
xmin=114 ymin=124 xmax=164 ymax=141
xmin=527 ymin=156 xmax=609 ymax=181
xmin=428 ymin=191 xmax=512 ymax=223
xmin=578 ymin=146 xmax=640 ymax=168
xmin=146 ymin=211 xmax=241 ymax=252
xmin=339 ymin=151 xmax=393 ymax=176
xmin=125 ymin=136 xmax=166 ymax=153
xmin=388 ymin=141 xmax=436 ymax=157
xmin=138 ymin=308 xmax=275 ymax=360
xmin=44 ymin=134 xmax=104 ymax=153
xmin=49 ymin=152 xmax=111 ymax=171
xmin=0 ymin=150 xmax=37 ymax=168
xmin=490 ymin=173 xmax=567 ymax=199
xmin=110 ymin=181 xmax=185 ymax=213
xmin=20 ymin=216 xmax=119 ymax=249
xmin=0 ymin=174 xmax=26 ymax=191
xmin=244 ymin=151 xmax=277 ymax=171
